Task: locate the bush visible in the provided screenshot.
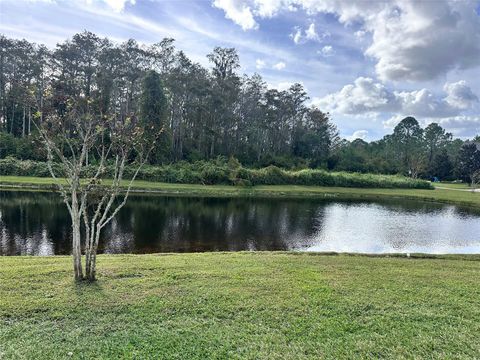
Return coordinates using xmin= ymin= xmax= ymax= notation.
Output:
xmin=0 ymin=157 xmax=433 ymax=189
xmin=0 ymin=156 xmax=64 ymax=177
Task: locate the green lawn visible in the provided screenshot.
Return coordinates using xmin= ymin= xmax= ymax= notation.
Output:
xmin=434 ymin=182 xmax=472 ymax=190
xmin=1 ymin=253 xmax=480 ymax=359
xmin=1 ymin=175 xmax=480 ymax=208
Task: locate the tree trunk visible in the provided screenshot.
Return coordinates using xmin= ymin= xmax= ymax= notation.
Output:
xmin=71 ymin=193 xmax=84 ymax=281
xmin=71 ymin=217 xmax=83 ymax=281
xmin=28 ymin=106 xmax=31 ymax=135
xmin=86 ymin=252 xmax=97 ymax=281
xmin=22 ymin=106 xmax=25 ymax=137
xmin=10 ymin=103 xmax=15 ymax=134
xmin=85 ymin=230 xmax=100 ymax=281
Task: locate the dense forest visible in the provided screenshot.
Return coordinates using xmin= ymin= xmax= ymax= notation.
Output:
xmin=0 ymin=31 xmax=479 ymax=182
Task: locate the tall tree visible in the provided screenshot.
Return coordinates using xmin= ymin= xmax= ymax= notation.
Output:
xmin=424 ymin=122 xmax=452 ymax=169
xmin=457 ymin=142 xmax=480 ymax=184
xmin=392 ymin=117 xmax=424 ymax=177
xmin=430 ymin=149 xmax=453 ymax=180
xmin=139 ymin=70 xmax=169 ymax=162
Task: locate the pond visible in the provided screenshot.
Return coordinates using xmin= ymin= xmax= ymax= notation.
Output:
xmin=1 ymin=190 xmax=480 ymax=256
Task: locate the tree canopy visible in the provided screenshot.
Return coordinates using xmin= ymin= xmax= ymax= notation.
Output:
xmin=1 ymin=31 xmax=479 ymax=181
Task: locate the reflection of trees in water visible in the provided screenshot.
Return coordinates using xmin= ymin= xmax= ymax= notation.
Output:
xmin=0 ymin=191 xmax=71 ymax=255
xmin=104 ymin=196 xmax=325 ymax=253
xmin=3 ymin=191 xmax=479 ymax=255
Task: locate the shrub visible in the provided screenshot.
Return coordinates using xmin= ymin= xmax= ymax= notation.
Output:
xmin=0 ymin=157 xmax=433 ymax=189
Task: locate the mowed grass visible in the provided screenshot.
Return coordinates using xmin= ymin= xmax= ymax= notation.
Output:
xmin=1 ymin=175 xmax=480 ymax=208
xmin=434 ymin=182 xmax=473 ymax=190
xmin=1 ymin=253 xmax=480 ymax=359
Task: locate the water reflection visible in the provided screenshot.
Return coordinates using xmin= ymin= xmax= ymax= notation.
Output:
xmin=1 ymin=190 xmax=480 ymax=256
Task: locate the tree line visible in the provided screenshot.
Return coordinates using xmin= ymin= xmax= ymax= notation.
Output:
xmin=334 ymin=117 xmax=480 ymax=183
xmin=0 ymin=31 xmax=336 ymax=167
xmin=0 ymin=31 xmax=479 ymax=183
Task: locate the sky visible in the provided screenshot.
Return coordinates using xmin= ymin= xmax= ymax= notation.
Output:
xmin=1 ymin=0 xmax=480 ymax=141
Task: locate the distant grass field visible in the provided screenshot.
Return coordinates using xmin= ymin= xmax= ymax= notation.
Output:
xmin=1 ymin=175 xmax=480 ymax=208
xmin=1 ymin=253 xmax=480 ymax=359
xmin=434 ymin=182 xmax=472 ymax=190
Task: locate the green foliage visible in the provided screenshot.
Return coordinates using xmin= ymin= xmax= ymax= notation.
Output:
xmin=1 ymin=32 xmax=477 ymax=182
xmin=0 ymin=157 xmax=433 ymax=189
xmin=0 ymin=157 xmax=64 ymax=177
xmin=429 ymin=149 xmax=453 ymax=180
xmin=457 ymin=142 xmax=480 ymax=183
xmin=0 ymin=133 xmax=45 ymax=160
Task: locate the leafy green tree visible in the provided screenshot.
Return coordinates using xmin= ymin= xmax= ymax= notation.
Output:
xmin=392 ymin=117 xmax=424 ymax=177
xmin=457 ymin=142 xmax=480 ymax=184
xmin=424 ymin=123 xmax=452 ymax=173
xmin=293 ymin=108 xmax=338 ymax=166
xmin=430 ymin=149 xmax=453 ymax=180
xmin=139 ymin=70 xmax=169 ymax=162
xmin=0 ymin=31 xmax=470 ymax=181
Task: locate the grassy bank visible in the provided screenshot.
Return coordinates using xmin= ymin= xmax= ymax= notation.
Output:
xmin=1 ymin=253 xmax=480 ymax=359
xmin=0 ymin=157 xmax=432 ymax=189
xmin=1 ymin=175 xmax=480 ymax=208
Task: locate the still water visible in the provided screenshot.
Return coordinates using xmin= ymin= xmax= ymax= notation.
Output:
xmin=1 ymin=190 xmax=480 ymax=256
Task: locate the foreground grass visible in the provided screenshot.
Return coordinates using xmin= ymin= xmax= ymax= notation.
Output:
xmin=1 ymin=253 xmax=480 ymax=359
xmin=1 ymin=175 xmax=480 ymax=208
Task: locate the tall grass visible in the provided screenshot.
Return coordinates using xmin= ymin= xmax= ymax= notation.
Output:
xmin=0 ymin=157 xmax=433 ymax=189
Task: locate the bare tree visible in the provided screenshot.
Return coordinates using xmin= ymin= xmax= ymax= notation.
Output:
xmin=35 ymin=103 xmax=158 ymax=281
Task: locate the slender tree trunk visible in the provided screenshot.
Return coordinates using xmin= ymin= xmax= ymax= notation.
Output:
xmin=28 ymin=107 xmax=31 ymax=135
xmin=72 ymin=217 xmax=83 ymax=281
xmin=10 ymin=103 xmax=15 ymax=134
xmin=71 ymin=194 xmax=84 ymax=281
xmin=87 ymin=251 xmax=97 ymax=281
xmin=22 ymin=105 xmax=25 ymax=137
xmin=85 ymin=227 xmax=100 ymax=281
xmin=85 ymin=248 xmax=91 ymax=277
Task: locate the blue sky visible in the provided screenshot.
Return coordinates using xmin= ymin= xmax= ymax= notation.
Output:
xmin=1 ymin=0 xmax=479 ymax=140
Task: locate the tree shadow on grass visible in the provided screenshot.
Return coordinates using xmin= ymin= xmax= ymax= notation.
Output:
xmin=73 ymin=279 xmax=106 ymax=299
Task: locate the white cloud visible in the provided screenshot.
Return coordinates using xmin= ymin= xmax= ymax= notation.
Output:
xmin=354 ymin=30 xmax=366 ymax=40
xmin=290 ymin=27 xmax=302 ymax=44
xmin=316 ymin=77 xmax=478 ymax=119
xmin=254 ymin=0 xmax=288 ymax=17
xmin=290 ymin=22 xmax=328 ymax=44
xmin=316 ymin=77 xmax=396 ymax=114
xmin=382 ymin=115 xmax=404 ymax=129
xmin=29 ymin=0 xmax=136 ymax=11
xmin=102 ymin=0 xmax=135 ymax=12
xmin=319 ymin=45 xmax=334 ymax=57
xmin=305 ymin=23 xmax=320 ymax=41
xmin=256 ymin=59 xmax=286 ymax=70
xmin=270 ymin=81 xmax=307 ymax=92
xmin=212 ymin=0 xmax=258 ymax=30
xmin=362 ymin=1 xmax=480 ymax=81
xmin=256 ymin=59 xmax=266 ymax=69
xmin=82 ymin=0 xmax=135 ymax=12
xmin=347 ymin=130 xmax=369 ymax=141
xmin=436 ymin=116 xmax=480 ymax=137
xmin=383 ymin=114 xmax=480 ymax=138
xmin=215 ymin=0 xmax=480 ymax=81
xmin=444 ymin=80 xmax=479 ymax=110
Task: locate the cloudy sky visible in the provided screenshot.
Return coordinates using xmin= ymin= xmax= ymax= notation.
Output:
xmin=1 ymin=0 xmax=480 ymax=140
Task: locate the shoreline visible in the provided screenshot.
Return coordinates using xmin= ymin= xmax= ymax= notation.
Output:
xmin=3 ymin=251 xmax=480 ymax=261
xmin=1 ymin=176 xmax=480 ymax=209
